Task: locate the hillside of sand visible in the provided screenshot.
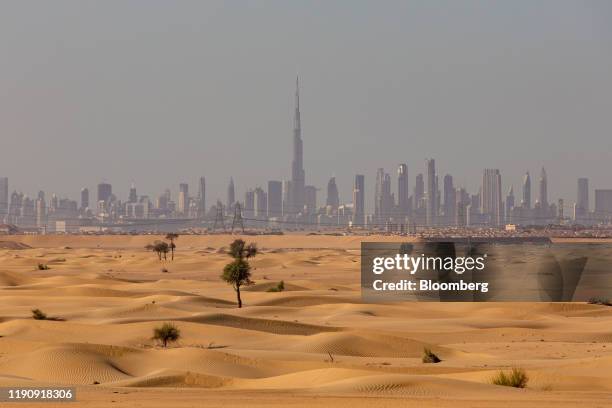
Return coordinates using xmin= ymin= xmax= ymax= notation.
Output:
xmin=0 ymin=234 xmax=611 ymax=407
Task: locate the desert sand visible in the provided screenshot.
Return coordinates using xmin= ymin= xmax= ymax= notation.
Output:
xmin=0 ymin=234 xmax=611 ymax=407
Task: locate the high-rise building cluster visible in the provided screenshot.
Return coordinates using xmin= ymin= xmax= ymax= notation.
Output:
xmin=1 ymin=80 xmax=611 ymax=233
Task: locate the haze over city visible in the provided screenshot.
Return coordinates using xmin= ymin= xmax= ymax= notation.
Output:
xmin=1 ymin=1 xmax=611 ymax=208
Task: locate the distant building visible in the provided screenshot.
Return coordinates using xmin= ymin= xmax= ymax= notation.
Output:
xmin=425 ymin=159 xmax=436 ymax=226
xmin=575 ymin=178 xmax=589 ymax=222
xmin=244 ymin=190 xmax=255 ymax=218
xmin=198 ymin=177 xmax=206 ymax=219
xmin=539 ymin=168 xmax=548 ymax=209
xmin=80 ymin=188 xmax=89 ymax=211
xmin=522 ymin=172 xmax=531 ymax=209
xmin=505 ymin=186 xmax=515 ymax=223
xmin=128 ymin=183 xmax=137 ymax=203
xmin=226 ymin=178 xmax=235 ymax=214
xmin=397 ymin=164 xmax=410 ymax=220
xmin=97 ymin=183 xmax=112 ymax=204
xmin=594 ymin=189 xmax=612 ymax=223
xmin=267 ymin=181 xmax=282 ymax=219
xmin=482 ymin=169 xmax=503 ymax=226
xmin=254 ymin=187 xmax=268 ymax=219
xmin=326 ymin=177 xmax=340 ymax=212
xmin=178 ymin=183 xmax=189 ymax=215
xmin=282 ymin=180 xmax=292 ymax=218
xmin=0 ymin=177 xmax=8 ymax=221
xmin=352 ymin=175 xmax=365 ymax=227
xmin=442 ymin=174 xmax=455 ymax=226
xmin=304 ymin=185 xmax=317 ymax=215
xmin=374 ymin=168 xmax=392 ymax=226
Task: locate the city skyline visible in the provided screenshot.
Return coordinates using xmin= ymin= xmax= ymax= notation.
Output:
xmin=1 ymin=2 xmax=611 ymax=205
xmin=2 ymin=75 xmax=612 ymax=229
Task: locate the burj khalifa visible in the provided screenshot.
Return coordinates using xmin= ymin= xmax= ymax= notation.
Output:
xmin=290 ymin=76 xmax=305 ymax=216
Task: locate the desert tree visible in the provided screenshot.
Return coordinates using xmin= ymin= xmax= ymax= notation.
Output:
xmin=146 ymin=241 xmax=170 ymax=261
xmin=221 ymin=239 xmax=257 ymax=308
xmin=165 ymin=233 xmax=179 ymax=260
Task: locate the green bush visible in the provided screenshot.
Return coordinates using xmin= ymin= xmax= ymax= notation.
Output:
xmin=267 ymin=280 xmax=285 ymax=292
xmin=491 ymin=368 xmax=528 ymax=388
xmin=32 ymin=309 xmax=47 ymax=320
xmin=152 ymin=323 xmax=181 ymax=347
xmin=422 ymin=348 xmax=441 ymax=363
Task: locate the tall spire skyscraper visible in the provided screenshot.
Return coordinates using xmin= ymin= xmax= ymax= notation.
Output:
xmin=290 ymin=76 xmax=305 ymax=217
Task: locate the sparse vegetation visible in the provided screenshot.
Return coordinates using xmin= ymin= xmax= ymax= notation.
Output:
xmin=31 ymin=308 xmax=64 ymax=321
xmin=422 ymin=348 xmax=441 ymax=363
xmin=221 ymin=239 xmax=257 ymax=308
xmin=152 ymin=322 xmax=181 ymax=347
xmin=165 ymin=233 xmax=179 ymax=260
xmin=491 ymin=367 xmax=529 ymax=388
xmin=37 ymin=263 xmax=50 ymax=270
xmin=267 ymin=280 xmax=285 ymax=292
xmin=588 ymin=297 xmax=612 ymax=306
xmin=161 ymin=267 xmax=169 ymax=273
xmin=145 ymin=241 xmax=170 ymax=261
xmin=32 ymin=309 xmax=47 ymax=320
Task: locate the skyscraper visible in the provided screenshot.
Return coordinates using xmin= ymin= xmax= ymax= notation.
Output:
xmin=425 ymin=159 xmax=436 ymax=226
xmin=482 ymin=169 xmax=503 ymax=226
xmin=227 ymin=178 xmax=235 ymax=214
xmin=128 ymin=183 xmax=137 ymax=203
xmin=80 ymin=188 xmax=89 ymax=211
xmin=254 ymin=187 xmax=267 ymax=219
xmin=97 ymin=183 xmax=112 ymax=204
xmin=594 ymin=189 xmax=612 ymax=222
xmin=178 ymin=183 xmax=189 ymax=215
xmin=539 ymin=167 xmax=548 ymax=208
xmin=374 ymin=168 xmax=392 ymax=225
xmin=36 ymin=191 xmax=46 ymax=229
xmin=397 ymin=164 xmax=410 ymax=219
xmin=522 ymin=172 xmax=531 ymax=209
xmin=304 ymin=185 xmax=317 ymax=215
xmin=244 ymin=189 xmax=255 ymax=218
xmin=505 ymin=186 xmax=515 ymax=222
xmin=414 ymin=173 xmax=424 ymax=209
xmin=352 ymin=175 xmax=365 ymax=227
xmin=0 ymin=177 xmax=8 ymax=219
xmin=198 ymin=177 xmax=206 ymax=219
xmin=282 ymin=180 xmax=292 ymax=218
xmin=290 ymin=76 xmax=305 ymax=216
xmin=442 ymin=174 xmax=455 ymax=226
xmin=575 ymin=178 xmax=588 ymax=221
xmin=326 ymin=177 xmax=340 ymax=212
xmin=267 ymin=180 xmax=282 ymax=218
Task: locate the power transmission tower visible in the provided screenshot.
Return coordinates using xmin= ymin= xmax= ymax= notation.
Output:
xmin=213 ymin=201 xmax=225 ymax=232
xmin=231 ymin=202 xmax=244 ymax=233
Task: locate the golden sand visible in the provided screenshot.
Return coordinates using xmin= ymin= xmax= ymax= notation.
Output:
xmin=0 ymin=234 xmax=610 ymax=407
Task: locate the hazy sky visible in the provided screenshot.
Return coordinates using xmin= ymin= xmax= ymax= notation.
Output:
xmin=1 ymin=1 xmax=611 ymax=210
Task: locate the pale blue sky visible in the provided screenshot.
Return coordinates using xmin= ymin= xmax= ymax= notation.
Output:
xmin=1 ymin=1 xmax=611 ymax=208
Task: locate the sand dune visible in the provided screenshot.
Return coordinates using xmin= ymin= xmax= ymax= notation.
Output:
xmin=0 ymin=235 xmax=611 ymax=407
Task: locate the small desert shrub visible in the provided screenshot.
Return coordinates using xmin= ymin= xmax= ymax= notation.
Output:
xmin=161 ymin=268 xmax=169 ymax=273
xmin=422 ymin=348 xmax=441 ymax=363
xmin=267 ymin=280 xmax=285 ymax=292
xmin=32 ymin=309 xmax=47 ymax=320
xmin=37 ymin=263 xmax=50 ymax=270
xmin=588 ymin=297 xmax=611 ymax=306
xmin=491 ymin=367 xmax=529 ymax=388
xmin=152 ymin=323 xmax=181 ymax=347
